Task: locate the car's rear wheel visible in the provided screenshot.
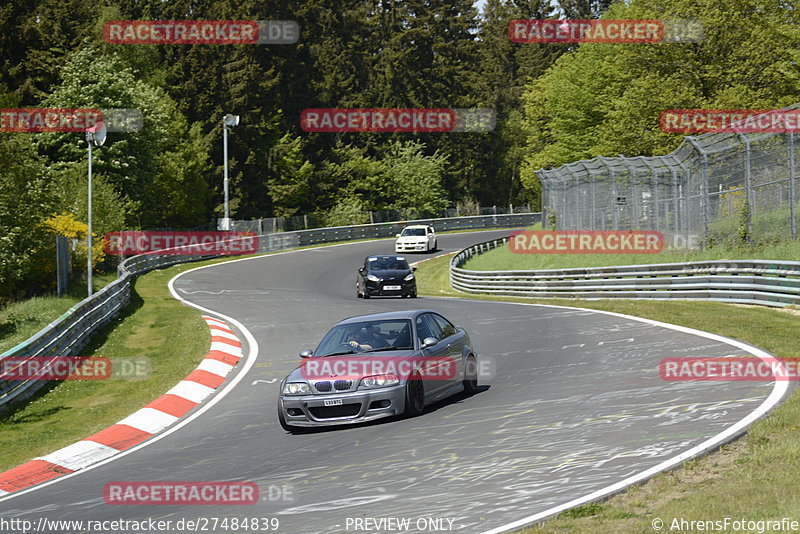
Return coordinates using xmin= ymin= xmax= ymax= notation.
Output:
xmin=403 ymin=373 xmax=425 ymax=417
xmin=463 ymin=355 xmax=478 ymax=395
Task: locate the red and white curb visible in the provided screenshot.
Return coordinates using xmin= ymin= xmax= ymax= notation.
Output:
xmin=0 ymin=315 xmax=242 ymax=496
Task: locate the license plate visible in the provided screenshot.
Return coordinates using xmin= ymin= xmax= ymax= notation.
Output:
xmin=324 ymin=399 xmax=343 ymax=406
xmin=384 ymin=285 xmax=401 ymax=290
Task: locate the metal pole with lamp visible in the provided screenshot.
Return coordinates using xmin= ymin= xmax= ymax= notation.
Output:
xmin=85 ymin=121 xmax=107 ymax=297
xmin=222 ymin=114 xmax=239 ymax=231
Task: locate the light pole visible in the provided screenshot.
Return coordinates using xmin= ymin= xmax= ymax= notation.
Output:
xmin=85 ymin=121 xmax=106 ymax=297
xmin=222 ymin=114 xmax=240 ymax=231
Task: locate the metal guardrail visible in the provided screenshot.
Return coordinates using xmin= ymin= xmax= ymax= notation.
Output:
xmin=0 ymin=213 xmax=540 ymax=409
xmin=451 ymin=236 xmax=800 ymax=308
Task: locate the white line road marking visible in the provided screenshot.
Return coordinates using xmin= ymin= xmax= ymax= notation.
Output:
xmin=252 ymin=379 xmax=278 ymax=385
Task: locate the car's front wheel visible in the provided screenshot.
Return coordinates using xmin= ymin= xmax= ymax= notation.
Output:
xmin=403 ymin=373 xmax=424 ymax=417
xmin=278 ymin=406 xmax=293 ymax=431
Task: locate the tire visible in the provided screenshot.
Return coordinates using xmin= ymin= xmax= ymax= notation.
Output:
xmin=463 ymin=355 xmax=478 ymax=395
xmin=410 ymin=293 xmax=417 ymax=298
xmin=363 ymin=291 xmax=370 ymax=299
xmin=403 ymin=373 xmax=425 ymax=417
xmin=432 ymin=239 xmax=437 ymax=252
xmin=278 ymin=406 xmax=293 ymax=431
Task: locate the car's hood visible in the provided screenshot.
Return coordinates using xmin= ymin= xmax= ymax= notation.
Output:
xmin=368 ymin=269 xmax=411 ymax=278
xmin=286 ymin=350 xmax=418 ymax=381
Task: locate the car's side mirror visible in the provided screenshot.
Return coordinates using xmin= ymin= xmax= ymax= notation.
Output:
xmin=421 ymin=337 xmax=438 ymax=349
xmin=358 ymin=267 xmax=364 ymax=273
xmin=412 ymin=267 xmax=417 ymax=272
xmin=299 ymin=349 xmax=313 ymax=358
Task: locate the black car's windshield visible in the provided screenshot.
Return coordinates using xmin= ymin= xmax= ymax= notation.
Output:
xmin=367 ymin=257 xmax=410 ymax=270
xmin=315 ymin=319 xmax=414 ymax=356
xmin=401 ymin=228 xmax=426 ymax=236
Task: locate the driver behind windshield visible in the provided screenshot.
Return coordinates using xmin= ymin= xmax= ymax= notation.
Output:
xmin=347 ymin=324 xmax=389 ymax=351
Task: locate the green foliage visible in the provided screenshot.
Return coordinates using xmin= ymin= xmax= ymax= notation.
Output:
xmin=381 ymin=141 xmax=449 ymax=217
xmin=268 ymin=133 xmax=315 ymax=218
xmin=0 ymin=133 xmax=56 ymax=304
xmin=36 ymin=44 xmax=210 ymax=229
xmin=520 ymin=0 xmax=800 ymax=196
xmin=320 ymin=197 xmax=371 ymax=228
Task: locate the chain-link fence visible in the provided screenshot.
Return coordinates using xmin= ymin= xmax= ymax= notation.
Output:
xmin=536 ymin=108 xmax=799 ymax=247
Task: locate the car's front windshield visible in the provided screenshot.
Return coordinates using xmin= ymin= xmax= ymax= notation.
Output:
xmin=367 ymin=257 xmax=410 ymax=270
xmin=315 ymin=319 xmax=414 ymax=356
xmin=401 ymin=228 xmax=426 ymax=236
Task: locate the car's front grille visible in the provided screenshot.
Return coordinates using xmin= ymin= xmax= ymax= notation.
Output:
xmin=315 ymin=381 xmax=332 ymax=392
xmin=309 ymin=403 xmax=361 ymax=419
xmin=334 ymin=380 xmax=352 ymax=391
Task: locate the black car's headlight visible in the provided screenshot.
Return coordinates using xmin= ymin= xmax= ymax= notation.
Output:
xmin=360 ymin=374 xmax=400 ymax=389
xmin=366 ymin=274 xmax=381 ymax=282
xmin=282 ymin=382 xmax=311 ymax=395
xmin=404 ymin=273 xmax=415 ymax=281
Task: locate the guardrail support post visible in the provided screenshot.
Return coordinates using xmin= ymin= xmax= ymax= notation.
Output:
xmin=790 ymin=132 xmax=797 ymax=240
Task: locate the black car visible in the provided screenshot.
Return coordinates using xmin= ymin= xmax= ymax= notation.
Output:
xmin=356 ymin=255 xmax=417 ymax=299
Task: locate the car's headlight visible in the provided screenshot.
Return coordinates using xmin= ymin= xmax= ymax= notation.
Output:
xmin=361 ymin=374 xmax=400 ymax=388
xmin=282 ymin=382 xmax=311 ymax=395
xmin=366 ymin=274 xmax=381 ymax=282
xmin=404 ymin=273 xmax=415 ymax=281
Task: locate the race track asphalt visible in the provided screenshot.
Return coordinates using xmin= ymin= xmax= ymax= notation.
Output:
xmin=0 ymin=229 xmax=784 ymax=534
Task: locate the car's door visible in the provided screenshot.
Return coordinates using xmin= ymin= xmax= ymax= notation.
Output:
xmin=430 ymin=313 xmax=464 ymax=388
xmin=415 ymin=313 xmax=449 ymax=397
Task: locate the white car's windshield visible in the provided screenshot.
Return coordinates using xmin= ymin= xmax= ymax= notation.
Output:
xmin=401 ymin=228 xmax=426 ymax=236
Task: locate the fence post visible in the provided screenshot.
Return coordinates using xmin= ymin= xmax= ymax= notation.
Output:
xmin=671 ymin=169 xmax=680 ymax=237
xmin=737 ymin=133 xmax=754 ymax=242
xmin=611 ymin=168 xmax=620 ymax=231
xmin=790 ymin=132 xmax=797 ymax=240
xmin=686 ymin=137 xmax=710 ymax=246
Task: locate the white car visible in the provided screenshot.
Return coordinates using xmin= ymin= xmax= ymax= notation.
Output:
xmin=395 ymin=225 xmax=437 ymax=253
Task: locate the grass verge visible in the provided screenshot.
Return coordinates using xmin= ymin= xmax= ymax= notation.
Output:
xmin=0 ymin=274 xmax=117 ymax=354
xmin=415 ymin=253 xmax=800 ymax=533
xmin=0 ymin=264 xmax=210 ymax=472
